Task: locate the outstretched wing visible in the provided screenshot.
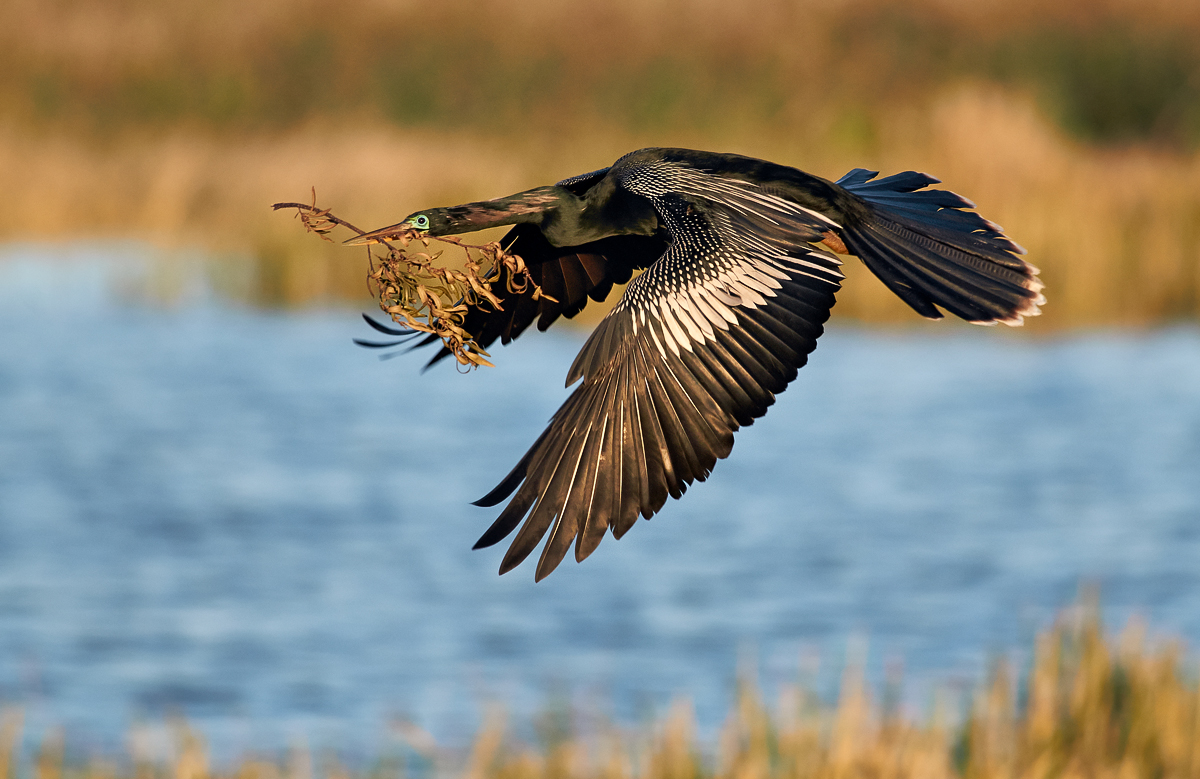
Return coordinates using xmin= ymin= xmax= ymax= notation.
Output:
xmin=358 ymin=224 xmax=665 ymax=368
xmin=473 ymin=161 xmax=846 ymax=580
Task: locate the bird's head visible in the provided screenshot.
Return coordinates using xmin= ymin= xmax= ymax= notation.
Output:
xmin=394 ymin=210 xmax=448 ymax=235
xmin=343 ymin=210 xmax=442 ymax=245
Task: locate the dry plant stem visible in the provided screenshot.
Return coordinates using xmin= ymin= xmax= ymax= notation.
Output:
xmin=273 ymin=198 xmax=547 ymax=369
xmin=270 ymin=196 xmax=394 ymax=249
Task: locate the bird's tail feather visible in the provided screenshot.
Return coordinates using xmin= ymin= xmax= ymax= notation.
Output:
xmin=835 ymin=168 xmax=1044 ymax=326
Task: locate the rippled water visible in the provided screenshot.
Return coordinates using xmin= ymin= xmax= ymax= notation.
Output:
xmin=2 ymin=244 xmax=1199 ymax=756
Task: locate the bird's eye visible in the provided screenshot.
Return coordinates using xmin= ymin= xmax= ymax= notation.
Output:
xmin=414 ymin=215 xmax=430 ymax=229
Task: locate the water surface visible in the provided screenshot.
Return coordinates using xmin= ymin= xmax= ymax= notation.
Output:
xmin=1 ymin=245 xmax=1199 ymax=756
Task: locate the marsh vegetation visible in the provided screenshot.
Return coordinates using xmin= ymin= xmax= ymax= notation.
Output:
xmin=4 ymin=605 xmax=1199 ymax=779
xmin=2 ymin=0 xmax=1199 ymax=324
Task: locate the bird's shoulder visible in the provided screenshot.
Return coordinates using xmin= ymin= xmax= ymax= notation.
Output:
xmin=606 ymin=147 xmax=868 ymax=223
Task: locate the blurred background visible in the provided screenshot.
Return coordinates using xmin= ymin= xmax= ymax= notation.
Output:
xmin=2 ymin=0 xmax=1200 ymax=770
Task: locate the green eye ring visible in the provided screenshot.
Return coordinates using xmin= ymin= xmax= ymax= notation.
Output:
xmin=412 ymin=214 xmax=430 ymax=230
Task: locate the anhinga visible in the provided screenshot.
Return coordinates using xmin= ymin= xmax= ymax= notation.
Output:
xmin=351 ymin=148 xmax=1044 ymax=581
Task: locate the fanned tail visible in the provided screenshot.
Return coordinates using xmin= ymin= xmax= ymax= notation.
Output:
xmin=836 ymin=169 xmax=1044 ymax=326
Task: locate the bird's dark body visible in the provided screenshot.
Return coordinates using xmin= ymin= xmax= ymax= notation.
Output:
xmin=354 ymin=148 xmax=1044 ymax=580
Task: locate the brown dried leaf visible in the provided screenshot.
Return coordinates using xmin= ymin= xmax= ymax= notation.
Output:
xmin=277 ymin=199 xmax=548 ymax=370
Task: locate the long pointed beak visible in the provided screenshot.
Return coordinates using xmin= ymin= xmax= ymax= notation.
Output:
xmin=344 ymin=222 xmax=422 ymax=246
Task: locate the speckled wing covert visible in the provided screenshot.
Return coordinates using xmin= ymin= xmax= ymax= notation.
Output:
xmin=472 ymin=159 xmax=845 ymax=580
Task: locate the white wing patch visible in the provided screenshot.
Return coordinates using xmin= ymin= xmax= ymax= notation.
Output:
xmin=618 ymin=161 xmax=843 ymax=229
xmin=610 ymin=167 xmax=845 ymax=361
xmin=563 ymin=157 xmax=849 ymax=386
xmin=679 ymin=173 xmax=841 ymax=229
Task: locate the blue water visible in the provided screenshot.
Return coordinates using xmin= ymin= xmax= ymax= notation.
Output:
xmin=2 ymin=244 xmax=1199 ymax=757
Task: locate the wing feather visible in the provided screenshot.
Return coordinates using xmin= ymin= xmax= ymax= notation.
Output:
xmin=475 ymin=161 xmax=850 ymax=576
xmin=575 ymin=411 xmax=616 ymax=562
xmin=500 ymin=424 xmax=582 ymax=575
xmin=615 ymin=372 xmax=645 ymax=535
xmin=556 ymin=255 xmax=591 ymax=316
xmin=632 ymin=342 xmax=676 ymax=508
xmin=578 ymin=253 xmax=610 ymax=289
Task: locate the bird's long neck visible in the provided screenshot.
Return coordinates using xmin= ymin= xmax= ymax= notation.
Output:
xmin=434 ymin=186 xmax=570 ymax=234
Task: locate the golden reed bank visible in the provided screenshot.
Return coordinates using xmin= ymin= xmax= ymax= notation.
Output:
xmin=2 ymin=0 xmax=1198 ymax=325
xmin=3 ymin=605 xmax=1200 ymax=779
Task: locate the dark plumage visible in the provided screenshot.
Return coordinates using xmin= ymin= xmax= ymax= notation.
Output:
xmin=352 ymin=148 xmax=1044 ymax=581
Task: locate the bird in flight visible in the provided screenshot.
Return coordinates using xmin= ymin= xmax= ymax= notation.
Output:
xmin=350 ymin=148 xmax=1044 ymax=581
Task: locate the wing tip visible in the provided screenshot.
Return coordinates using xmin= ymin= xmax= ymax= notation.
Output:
xmin=499 ymin=546 xmax=531 ymax=576
xmin=472 ymin=491 xmax=507 ymax=509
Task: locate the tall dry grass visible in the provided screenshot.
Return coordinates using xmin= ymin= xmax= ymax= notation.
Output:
xmin=4 ymin=605 xmax=1199 ymax=779
xmin=1 ymin=0 xmax=1198 ymax=325
xmin=4 ymin=90 xmax=1196 ymax=326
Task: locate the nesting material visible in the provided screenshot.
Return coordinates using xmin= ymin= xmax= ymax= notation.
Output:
xmin=273 ymin=195 xmax=549 ymax=368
